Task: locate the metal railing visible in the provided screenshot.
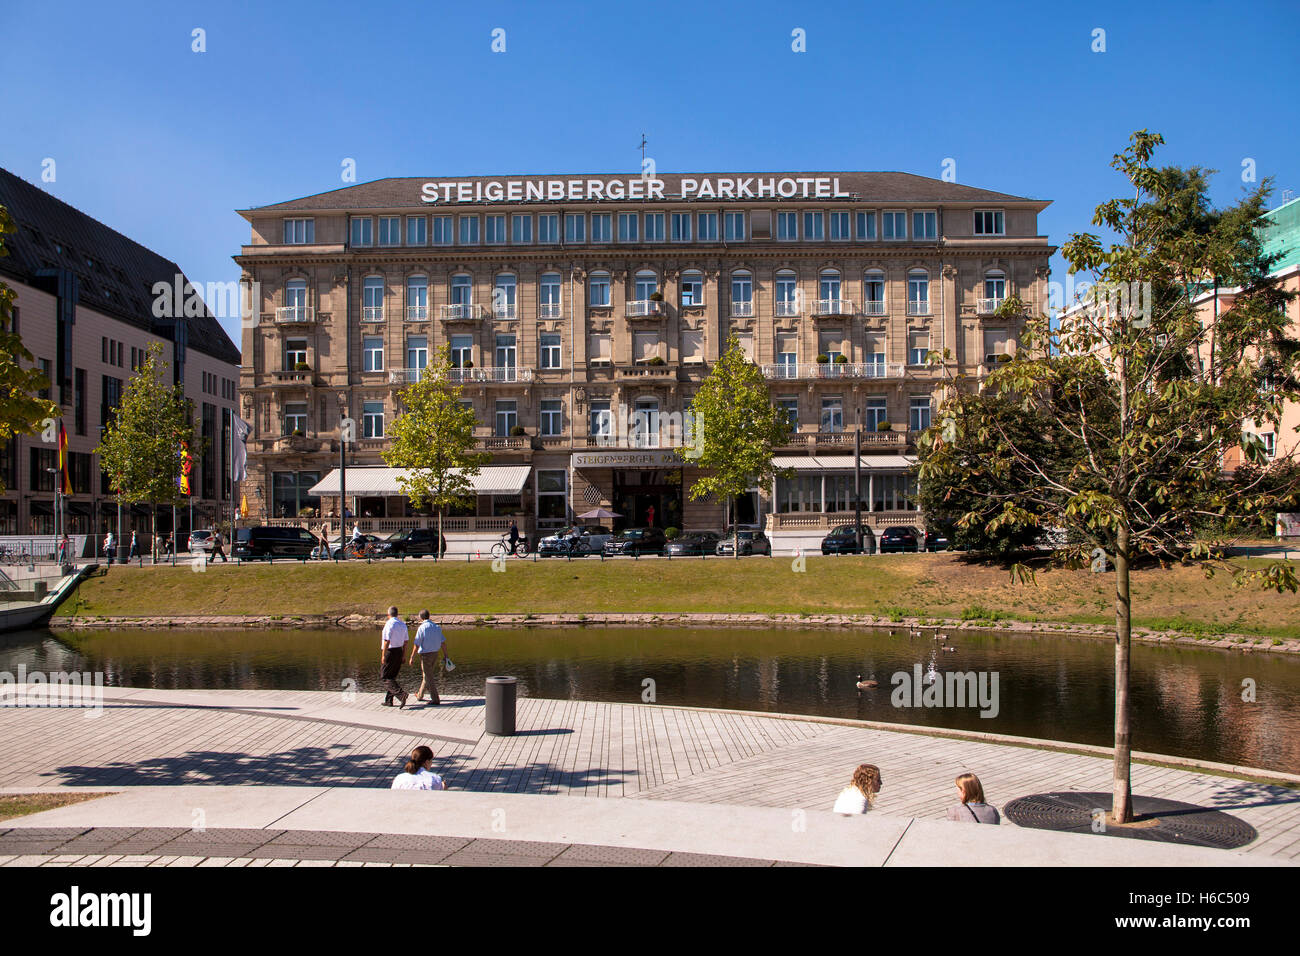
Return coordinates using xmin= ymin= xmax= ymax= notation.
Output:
xmin=906 ymin=300 xmax=930 ymax=316
xmin=977 ymin=297 xmax=1005 ymax=314
xmin=862 ymin=300 xmax=886 ymax=316
xmin=775 ymin=301 xmax=800 ymax=317
xmin=406 ymin=305 xmax=428 ymax=321
xmin=760 ymin=362 xmax=903 ymax=380
xmin=275 ymin=306 xmax=314 ymax=323
xmin=439 ymin=303 xmax=484 ymax=320
xmin=539 ymin=302 xmax=563 ymax=319
xmin=626 ymin=300 xmax=664 ymax=317
xmin=493 ymin=305 xmax=517 ymax=320
xmin=730 ymin=301 xmax=754 ymax=317
xmin=813 ymin=298 xmax=855 ymax=316
xmin=362 ymin=306 xmax=385 ymax=321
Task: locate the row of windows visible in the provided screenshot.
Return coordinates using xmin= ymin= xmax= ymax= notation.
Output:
xmin=280 ymin=209 xmax=1009 ymax=248
xmin=201 ymin=370 xmax=237 ymax=400
xmin=285 ymin=269 xmax=1010 ymax=315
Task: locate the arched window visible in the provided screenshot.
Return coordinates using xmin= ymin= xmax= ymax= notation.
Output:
xmin=494 ymin=273 xmax=517 ymax=320
xmin=284 ymin=278 xmax=308 ymax=321
xmin=819 ymin=269 xmax=842 ymax=302
xmin=907 ymin=269 xmax=929 ymax=315
xmin=406 ymin=275 xmax=428 ymax=321
xmin=730 ymin=270 xmax=753 ymax=317
xmin=775 ymin=269 xmax=799 ymax=317
xmin=863 ymin=269 xmax=885 ymax=315
xmin=588 ymin=271 xmax=611 ymax=307
xmin=982 ymin=270 xmax=1006 ymax=313
xmin=539 ymin=272 xmax=562 ymax=318
xmin=362 ymin=276 xmax=385 ymax=321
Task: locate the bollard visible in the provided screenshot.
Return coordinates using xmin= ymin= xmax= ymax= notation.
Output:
xmin=485 ymin=676 xmax=517 ymax=736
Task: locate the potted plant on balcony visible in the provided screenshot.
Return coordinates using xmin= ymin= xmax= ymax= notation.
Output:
xmin=833 ymin=354 xmax=848 ymax=364
xmin=294 ymin=361 xmax=310 ymax=372
xmin=509 ymin=425 xmax=527 ymax=437
xmin=876 ymin=420 xmax=892 ymax=432
xmin=816 ymin=354 xmax=830 ymax=363
xmin=649 ymin=291 xmax=664 ymax=302
xmin=647 ymin=355 xmax=665 ymax=366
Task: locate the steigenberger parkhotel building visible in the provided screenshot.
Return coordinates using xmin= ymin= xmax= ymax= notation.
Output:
xmin=235 ymin=172 xmax=1052 ymax=549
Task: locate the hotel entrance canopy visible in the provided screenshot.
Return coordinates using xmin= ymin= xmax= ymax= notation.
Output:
xmin=308 ymin=466 xmax=532 ymax=497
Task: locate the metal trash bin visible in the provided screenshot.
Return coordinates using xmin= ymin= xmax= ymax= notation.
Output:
xmin=485 ymin=676 xmax=517 ymax=736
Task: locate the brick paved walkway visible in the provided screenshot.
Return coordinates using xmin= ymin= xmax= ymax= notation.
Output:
xmin=2 ymin=686 xmax=1298 ymax=860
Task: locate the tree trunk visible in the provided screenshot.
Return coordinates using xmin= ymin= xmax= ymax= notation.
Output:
xmin=1112 ymin=522 xmax=1134 ymax=823
xmin=437 ymin=507 xmax=443 ymax=562
xmin=150 ymin=505 xmax=157 ymax=565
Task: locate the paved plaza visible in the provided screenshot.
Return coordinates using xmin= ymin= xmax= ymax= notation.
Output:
xmin=1 ymin=685 xmax=1298 ymax=865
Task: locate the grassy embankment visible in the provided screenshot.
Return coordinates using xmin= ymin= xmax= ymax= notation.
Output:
xmin=63 ymin=553 xmax=1300 ymax=640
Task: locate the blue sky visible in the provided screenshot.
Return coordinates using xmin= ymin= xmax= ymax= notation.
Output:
xmin=2 ymin=0 xmax=1297 ymax=345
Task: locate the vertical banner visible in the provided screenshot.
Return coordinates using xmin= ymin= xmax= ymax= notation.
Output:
xmin=57 ymin=420 xmax=72 ymax=494
xmin=231 ymin=415 xmax=251 ymax=482
xmin=178 ymin=441 xmax=192 ymax=496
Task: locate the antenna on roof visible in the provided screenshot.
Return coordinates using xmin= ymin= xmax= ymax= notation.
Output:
xmin=1283 ymin=188 xmax=1296 ymax=205
xmin=638 ymin=133 xmax=648 ymax=165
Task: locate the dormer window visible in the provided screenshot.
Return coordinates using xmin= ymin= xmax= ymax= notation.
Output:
xmin=974 ymin=210 xmax=1005 ymax=235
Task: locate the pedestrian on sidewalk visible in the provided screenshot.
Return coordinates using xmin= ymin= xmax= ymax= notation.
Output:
xmin=104 ymin=530 xmax=116 ymax=566
xmin=409 ymin=610 xmax=448 ymax=705
xmin=211 ymin=529 xmax=228 ymax=562
xmin=57 ymin=533 xmax=71 ymax=566
xmin=391 ymin=745 xmax=445 ymax=790
xmin=832 ymin=764 xmax=883 ymax=814
xmin=380 ymin=606 xmax=409 ymax=708
xmin=162 ymin=532 xmax=172 ymax=557
xmin=945 ymin=772 xmax=1000 ymax=824
xmin=129 ymin=530 xmax=139 ymax=560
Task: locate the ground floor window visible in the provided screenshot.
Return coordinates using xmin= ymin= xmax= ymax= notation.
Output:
xmin=272 ymin=471 xmax=321 ymax=518
xmin=491 ymin=494 xmax=522 ymax=517
xmin=0 ymin=500 xmax=15 ymax=534
xmin=873 ymin=474 xmax=918 ymax=512
xmin=536 ymin=470 xmax=567 ymax=528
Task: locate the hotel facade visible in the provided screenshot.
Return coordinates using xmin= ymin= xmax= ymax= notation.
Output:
xmin=0 ymin=168 xmax=241 ymax=544
xmin=235 ymin=171 xmax=1052 ymax=546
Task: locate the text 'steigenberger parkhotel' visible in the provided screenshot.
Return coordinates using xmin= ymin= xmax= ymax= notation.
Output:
xmin=235 ymin=171 xmax=1052 ymax=548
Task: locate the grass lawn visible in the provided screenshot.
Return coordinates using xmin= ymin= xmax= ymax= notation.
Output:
xmin=0 ymin=791 xmax=110 ymax=822
xmin=64 ymin=553 xmax=1300 ymax=639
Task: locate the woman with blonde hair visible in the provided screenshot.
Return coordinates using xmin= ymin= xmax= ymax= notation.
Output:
xmin=946 ymin=772 xmax=999 ymax=823
xmin=832 ymin=764 xmax=882 ymax=814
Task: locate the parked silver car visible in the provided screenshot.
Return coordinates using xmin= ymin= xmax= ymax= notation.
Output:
xmin=539 ymin=525 xmax=613 ymax=556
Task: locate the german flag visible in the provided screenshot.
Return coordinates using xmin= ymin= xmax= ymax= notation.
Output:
xmin=57 ymin=421 xmax=72 ymax=494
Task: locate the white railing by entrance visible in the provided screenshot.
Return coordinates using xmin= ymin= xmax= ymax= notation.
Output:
xmin=862 ymin=300 xmax=886 ymax=316
xmin=539 ymin=302 xmax=563 ymax=319
xmin=730 ymin=301 xmax=754 ymax=317
xmin=977 ymin=297 xmax=1005 ymax=314
xmin=775 ymin=301 xmax=800 ymax=318
xmin=275 ymin=306 xmax=314 ymax=323
xmin=760 ymin=362 xmax=904 ymax=380
xmin=814 ymin=298 xmax=855 ymax=316
xmin=406 ymin=305 xmax=428 ymax=321
xmin=439 ymin=303 xmax=485 ymax=321
xmin=626 ymin=300 xmax=664 ymax=317
xmin=362 ymin=306 xmax=385 ymax=322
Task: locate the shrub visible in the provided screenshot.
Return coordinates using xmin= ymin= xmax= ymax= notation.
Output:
xmin=294 ymin=361 xmax=310 ymax=371
xmin=876 ymin=420 xmax=892 ymax=431
xmin=834 ymin=354 xmax=848 ymax=364
xmin=649 ymin=291 xmax=664 ymax=302
xmin=647 ymin=355 xmax=666 ymax=366
xmin=816 ymin=353 xmax=830 ymax=363
xmin=664 ymin=526 xmax=680 ymax=539
xmin=509 ymin=425 xmax=526 ymax=437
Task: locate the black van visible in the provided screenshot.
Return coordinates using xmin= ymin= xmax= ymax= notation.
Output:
xmin=234 ymin=526 xmax=318 ymax=560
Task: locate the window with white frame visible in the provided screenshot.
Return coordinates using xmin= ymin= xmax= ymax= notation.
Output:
xmin=539 ymin=272 xmax=562 ymax=317
xmin=775 ymin=270 xmax=799 ymax=315
xmin=589 ymin=272 xmax=611 ymax=307
xmin=983 ymin=271 xmax=1006 ymax=311
xmin=865 ymin=396 xmax=887 ymax=431
xmin=856 ymin=211 xmax=877 ymax=240
xmin=363 ymin=336 xmax=384 ymax=372
xmin=511 ymin=214 xmax=532 ymax=244
xmin=819 ymin=270 xmax=842 ymax=302
xmin=775 ymin=332 xmax=797 ymax=376
xmin=882 ymin=211 xmax=906 ymax=240
xmin=803 ymin=211 xmax=825 ymax=240
xmin=540 ymin=333 xmax=561 ymax=369
xmin=864 ymin=332 xmax=884 ymax=373
xmin=974 ymin=210 xmax=1005 ymax=235
xmin=863 ymin=270 xmax=885 ymax=313
xmin=907 ymin=270 xmax=929 ymax=314
xmin=644 ymin=213 xmax=665 ymax=242
xmin=591 ymin=214 xmax=612 ymax=242
xmin=633 ymin=271 xmax=658 ymax=305
xmin=458 ymin=215 xmax=479 ymax=244
xmin=724 ymin=211 xmax=745 ymax=241
xmin=777 ymin=211 xmax=799 ymax=240
xmin=912 ymin=211 xmax=937 ymax=240
xmin=680 ymin=270 xmax=704 ymax=307
xmin=406 ymin=216 xmax=427 ymax=245
xmin=588 ymin=333 xmax=611 ymax=363
xmin=536 ymin=469 xmax=568 ymax=526
xmin=821 ymin=396 xmax=844 ymax=432
xmin=829 ymin=211 xmax=850 ymax=241
xmin=362 ymin=401 xmax=385 ymax=438
xmin=407 ymin=275 xmax=428 ymax=320
xmin=431 ymin=215 xmax=453 ymax=244
xmin=540 ymin=400 xmax=563 ymax=437
xmin=378 ymin=216 xmax=401 ymax=246
xmin=697 ymin=212 xmax=719 ymax=242
xmin=617 ymin=213 xmax=639 ymax=242
xmin=350 ymin=217 xmax=373 ymax=246
xmin=731 ymin=270 xmax=753 ymax=310
xmin=1262 ymin=432 xmax=1276 ymax=459
xmin=564 ymin=213 xmax=585 ymax=243
xmin=284 ymin=337 xmax=308 ymax=369
xmin=820 ymin=329 xmax=845 ymax=364
xmin=493 ymin=274 xmax=517 ymax=319
xmin=494 ymin=400 xmax=517 ymax=437
xmin=450 ymin=273 xmax=472 ymax=305
xmin=283 ymin=402 xmax=307 ymax=435
xmin=406 ymin=335 xmax=428 ymax=375
xmin=284 ymin=279 xmax=308 ymax=319
xmin=589 ymin=400 xmax=612 ymax=437
xmin=283 ymin=219 xmax=314 ymax=244
xmin=538 ymin=214 xmax=559 ymax=243
xmin=449 ymin=334 xmax=472 ymax=368
xmin=777 ymin=397 xmax=799 ymax=428
xmin=485 ymin=215 xmax=507 ymax=244
xmin=671 ymin=212 xmax=692 ymax=242
xmin=908 ymin=330 xmax=930 ymax=366
xmin=909 ymin=396 xmax=932 ymax=432
xmin=363 ymin=276 xmax=385 ymax=320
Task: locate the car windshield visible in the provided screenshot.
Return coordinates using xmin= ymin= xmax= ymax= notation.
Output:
xmin=389 ymin=531 xmax=410 ymax=541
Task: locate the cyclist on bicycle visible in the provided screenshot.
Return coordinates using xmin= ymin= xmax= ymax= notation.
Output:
xmin=508 ymin=519 xmax=520 ymax=556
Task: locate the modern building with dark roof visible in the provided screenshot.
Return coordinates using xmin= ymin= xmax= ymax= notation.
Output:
xmin=235 ymin=170 xmax=1052 ymax=550
xmin=0 ymin=167 xmax=241 ymax=543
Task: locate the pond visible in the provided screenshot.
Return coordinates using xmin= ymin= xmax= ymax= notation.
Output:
xmin=3 ymin=624 xmax=1298 ymax=773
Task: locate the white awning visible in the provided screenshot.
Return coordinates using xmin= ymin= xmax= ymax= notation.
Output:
xmin=772 ymin=455 xmax=916 ymax=471
xmin=308 ymin=466 xmax=531 ymax=497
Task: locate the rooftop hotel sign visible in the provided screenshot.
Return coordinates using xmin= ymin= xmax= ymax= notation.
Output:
xmin=421 ymin=177 xmax=853 ymax=204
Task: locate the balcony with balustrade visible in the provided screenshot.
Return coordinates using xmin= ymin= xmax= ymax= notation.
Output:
xmin=274 ymin=306 xmax=316 ymax=324
xmin=389 ymin=367 xmax=535 ymax=386
xmin=406 ymin=305 xmax=429 ymax=322
xmin=862 ymin=300 xmax=886 ymax=316
xmin=775 ymin=301 xmax=800 ymax=318
xmin=906 ymin=300 xmax=930 ymax=316
xmin=626 ymin=300 xmax=664 ymax=318
xmin=539 ymin=302 xmax=563 ymax=319
xmin=362 ymin=306 xmax=385 ymax=322
xmin=778 ymin=427 xmax=910 ymax=453
xmin=761 ymin=361 xmax=904 ymax=381
xmin=439 ymin=303 xmax=487 ymax=321
xmin=493 ymin=304 xmax=518 ymax=321
xmin=813 ymin=298 xmax=855 ymax=317
xmin=730 ymin=301 xmax=755 ymax=318
xmin=977 ymin=297 xmax=1006 ymax=315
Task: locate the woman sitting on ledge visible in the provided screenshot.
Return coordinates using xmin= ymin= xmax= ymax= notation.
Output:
xmin=946 ymin=772 xmax=999 ymax=824
xmin=832 ymin=764 xmax=882 ymax=814
xmin=391 ymin=745 xmax=446 ymax=791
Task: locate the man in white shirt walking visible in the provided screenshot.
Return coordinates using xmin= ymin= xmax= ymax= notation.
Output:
xmin=408 ymin=609 xmax=449 ymax=705
xmin=380 ymin=606 xmax=409 ymax=707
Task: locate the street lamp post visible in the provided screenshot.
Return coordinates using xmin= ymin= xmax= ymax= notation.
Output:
xmin=854 ymin=408 xmax=863 ymax=553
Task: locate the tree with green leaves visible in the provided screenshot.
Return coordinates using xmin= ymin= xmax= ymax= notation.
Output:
xmin=95 ymin=342 xmax=198 ymax=561
xmin=918 ymin=131 xmax=1300 ymax=823
xmin=681 ymin=333 xmax=792 ymax=551
xmin=0 ymin=205 xmax=59 ymax=491
xmin=383 ymin=345 xmax=487 ymax=557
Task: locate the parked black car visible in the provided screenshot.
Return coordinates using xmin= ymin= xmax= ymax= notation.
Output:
xmin=820 ymin=524 xmax=877 ymax=555
xmin=233 ymin=526 xmax=318 ymax=560
xmin=369 ymin=527 xmax=445 ymax=558
xmin=602 ymin=527 xmax=667 ymax=556
xmin=923 ymin=527 xmax=953 ymax=552
xmin=664 ymin=530 xmax=721 ymax=556
xmin=716 ymin=529 xmax=772 ymax=556
xmin=879 ymin=526 xmax=920 ymax=553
